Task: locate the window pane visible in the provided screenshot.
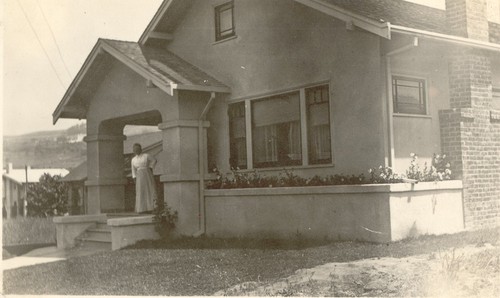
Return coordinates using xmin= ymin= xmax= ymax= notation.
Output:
xmin=215 ymin=2 xmax=235 ymax=41
xmin=306 ymin=85 xmax=331 ymax=164
xmin=219 ymin=9 xmax=233 ymax=33
xmin=252 ymin=92 xmax=302 ymax=168
xmin=393 ymin=76 xmax=426 ymax=115
xmin=229 ymin=102 xmax=247 ymax=169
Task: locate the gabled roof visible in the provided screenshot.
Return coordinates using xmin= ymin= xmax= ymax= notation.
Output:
xmin=53 ymin=38 xmax=229 ymax=124
xmin=140 ymin=0 xmax=446 ymax=44
xmin=61 ymin=162 xmax=87 ymax=182
xmin=123 ymin=131 xmax=162 ymax=155
xmin=140 ymin=0 xmax=500 ymax=51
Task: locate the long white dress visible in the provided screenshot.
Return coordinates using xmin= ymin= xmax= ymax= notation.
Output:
xmin=131 ymin=153 xmax=157 ymax=213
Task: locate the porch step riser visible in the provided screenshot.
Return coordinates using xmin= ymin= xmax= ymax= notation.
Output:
xmin=80 ymin=231 xmax=112 ymax=242
xmin=76 ymin=240 xmax=112 ymax=250
xmin=96 ymin=222 xmax=111 ymax=230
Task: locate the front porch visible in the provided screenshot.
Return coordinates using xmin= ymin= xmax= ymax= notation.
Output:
xmin=54 ymin=213 xmax=160 ymax=251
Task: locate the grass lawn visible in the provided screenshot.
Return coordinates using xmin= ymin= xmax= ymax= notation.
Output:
xmin=2 ymin=217 xmax=56 ymax=260
xmin=3 ymin=228 xmax=499 ymax=296
xmin=2 ymin=217 xmax=56 ymax=245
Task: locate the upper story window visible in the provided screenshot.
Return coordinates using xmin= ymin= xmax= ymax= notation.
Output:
xmin=215 ymin=1 xmax=235 ymax=42
xmin=392 ymin=76 xmax=427 ymax=115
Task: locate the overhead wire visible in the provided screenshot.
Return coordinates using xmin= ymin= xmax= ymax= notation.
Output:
xmin=15 ymin=0 xmax=67 ymax=89
xmin=36 ymin=0 xmax=73 ymax=79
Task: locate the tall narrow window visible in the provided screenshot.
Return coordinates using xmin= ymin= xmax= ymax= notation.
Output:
xmin=306 ymin=85 xmax=332 ymax=164
xmin=252 ymin=92 xmax=302 ymax=168
xmin=229 ymin=102 xmax=247 ymax=169
xmin=215 ymin=1 xmax=235 ymax=41
xmin=392 ymin=76 xmax=427 ymax=115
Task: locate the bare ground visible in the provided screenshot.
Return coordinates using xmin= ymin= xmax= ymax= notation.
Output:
xmin=217 ymin=244 xmax=500 ymax=297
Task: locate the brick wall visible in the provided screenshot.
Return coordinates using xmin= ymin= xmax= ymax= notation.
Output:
xmin=446 ymin=0 xmax=489 ymax=41
xmin=441 ymin=0 xmax=500 ymax=229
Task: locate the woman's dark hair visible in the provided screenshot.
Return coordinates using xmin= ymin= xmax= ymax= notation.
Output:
xmin=133 ymin=143 xmax=142 ymax=149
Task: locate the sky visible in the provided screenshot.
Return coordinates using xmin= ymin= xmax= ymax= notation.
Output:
xmin=1 ymin=0 xmax=444 ymax=137
xmin=2 ymin=0 xmax=163 ymax=136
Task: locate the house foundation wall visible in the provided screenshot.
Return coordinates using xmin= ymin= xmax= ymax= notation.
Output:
xmin=205 ymin=181 xmax=464 ymax=242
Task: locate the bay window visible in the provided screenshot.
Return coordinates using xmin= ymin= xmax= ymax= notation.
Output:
xmin=252 ymin=92 xmax=302 ymax=168
xmin=229 ymin=83 xmax=332 ymax=169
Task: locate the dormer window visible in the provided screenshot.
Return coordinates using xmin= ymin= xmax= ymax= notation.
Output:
xmin=215 ymin=1 xmax=235 ymax=41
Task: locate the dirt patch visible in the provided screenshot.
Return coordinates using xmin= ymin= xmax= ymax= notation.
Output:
xmin=217 ymin=244 xmax=500 ymax=297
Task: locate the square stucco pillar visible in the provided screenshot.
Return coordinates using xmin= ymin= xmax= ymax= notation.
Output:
xmin=84 ymin=134 xmax=127 ymax=214
xmin=159 ymin=120 xmax=210 ymax=236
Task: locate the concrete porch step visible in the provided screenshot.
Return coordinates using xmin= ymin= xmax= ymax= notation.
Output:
xmin=96 ymin=222 xmax=112 ymax=230
xmin=106 ymin=212 xmax=143 ymax=218
xmin=75 ymin=238 xmax=112 ymax=250
xmin=81 ymin=229 xmax=112 ymax=242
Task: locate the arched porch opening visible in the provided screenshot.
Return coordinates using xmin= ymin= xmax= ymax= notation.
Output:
xmin=85 ymin=110 xmax=163 ymax=214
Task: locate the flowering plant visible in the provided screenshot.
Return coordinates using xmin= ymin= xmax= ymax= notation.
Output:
xmin=206 ymin=153 xmax=453 ymax=189
xmin=406 ymin=153 xmax=452 ymax=182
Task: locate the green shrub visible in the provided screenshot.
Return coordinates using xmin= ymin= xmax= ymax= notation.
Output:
xmin=27 ymin=173 xmax=69 ymax=217
xmin=152 ymin=199 xmax=178 ymax=239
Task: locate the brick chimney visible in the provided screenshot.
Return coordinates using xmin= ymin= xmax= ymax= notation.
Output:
xmin=445 ymin=0 xmax=489 ymax=41
xmin=439 ymin=0 xmax=500 ymax=230
xmin=445 ymin=0 xmax=492 ymax=110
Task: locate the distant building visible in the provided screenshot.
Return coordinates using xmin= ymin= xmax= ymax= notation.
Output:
xmin=67 ymin=133 xmax=85 ymax=143
xmin=2 ymin=163 xmax=69 ymax=218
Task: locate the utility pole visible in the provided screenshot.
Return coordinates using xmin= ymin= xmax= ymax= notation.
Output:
xmin=24 ymin=165 xmax=28 ymax=217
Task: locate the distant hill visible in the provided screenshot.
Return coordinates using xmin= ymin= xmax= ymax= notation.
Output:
xmin=3 ymin=123 xmax=160 ymax=170
xmin=3 ymin=124 xmax=87 ymax=170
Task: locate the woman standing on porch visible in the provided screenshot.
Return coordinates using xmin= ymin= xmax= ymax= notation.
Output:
xmin=131 ymin=143 xmax=157 ymax=213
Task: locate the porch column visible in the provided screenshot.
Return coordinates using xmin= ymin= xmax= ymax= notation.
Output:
xmin=158 ymin=120 xmax=210 ymax=236
xmin=84 ymin=134 xmax=127 ymax=214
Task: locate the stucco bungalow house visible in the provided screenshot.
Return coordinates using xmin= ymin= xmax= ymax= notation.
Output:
xmin=52 ymin=0 xmax=500 ymax=249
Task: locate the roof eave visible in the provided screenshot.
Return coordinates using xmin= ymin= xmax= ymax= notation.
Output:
xmin=52 ymin=39 xmax=106 ymax=124
xmin=53 ymin=39 xmax=176 ymax=124
xmin=173 ymin=84 xmax=231 ymax=93
xmin=138 ymin=0 xmax=174 ymax=45
xmin=293 ymin=0 xmax=392 ymax=39
xmin=53 ymin=38 xmax=231 ymax=124
xmin=391 ymin=25 xmax=500 ymax=52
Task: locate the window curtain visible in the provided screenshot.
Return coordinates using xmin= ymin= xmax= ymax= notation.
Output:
xmin=311 ymin=124 xmax=331 ymax=160
xmin=308 ymin=102 xmax=331 ymax=162
xmin=254 ymin=125 xmax=278 ymax=163
xmin=288 ymin=121 xmax=301 ymax=161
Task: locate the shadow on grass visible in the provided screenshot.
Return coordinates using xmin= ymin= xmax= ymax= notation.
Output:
xmin=128 ymin=235 xmax=334 ymax=250
xmin=3 ymin=243 xmax=56 ymax=260
xmin=127 ymin=228 xmax=500 ymax=255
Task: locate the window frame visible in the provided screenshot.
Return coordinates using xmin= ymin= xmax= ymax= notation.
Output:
xmin=214 ymin=1 xmax=236 ymax=42
xmin=228 ymin=82 xmax=334 ymax=170
xmin=392 ymin=75 xmax=428 ymax=116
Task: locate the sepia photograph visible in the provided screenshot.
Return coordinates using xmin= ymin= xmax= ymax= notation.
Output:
xmin=2 ymin=0 xmax=500 ymax=296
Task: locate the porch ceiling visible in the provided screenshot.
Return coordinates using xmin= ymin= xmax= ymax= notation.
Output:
xmin=53 ymin=38 xmax=230 ymax=124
